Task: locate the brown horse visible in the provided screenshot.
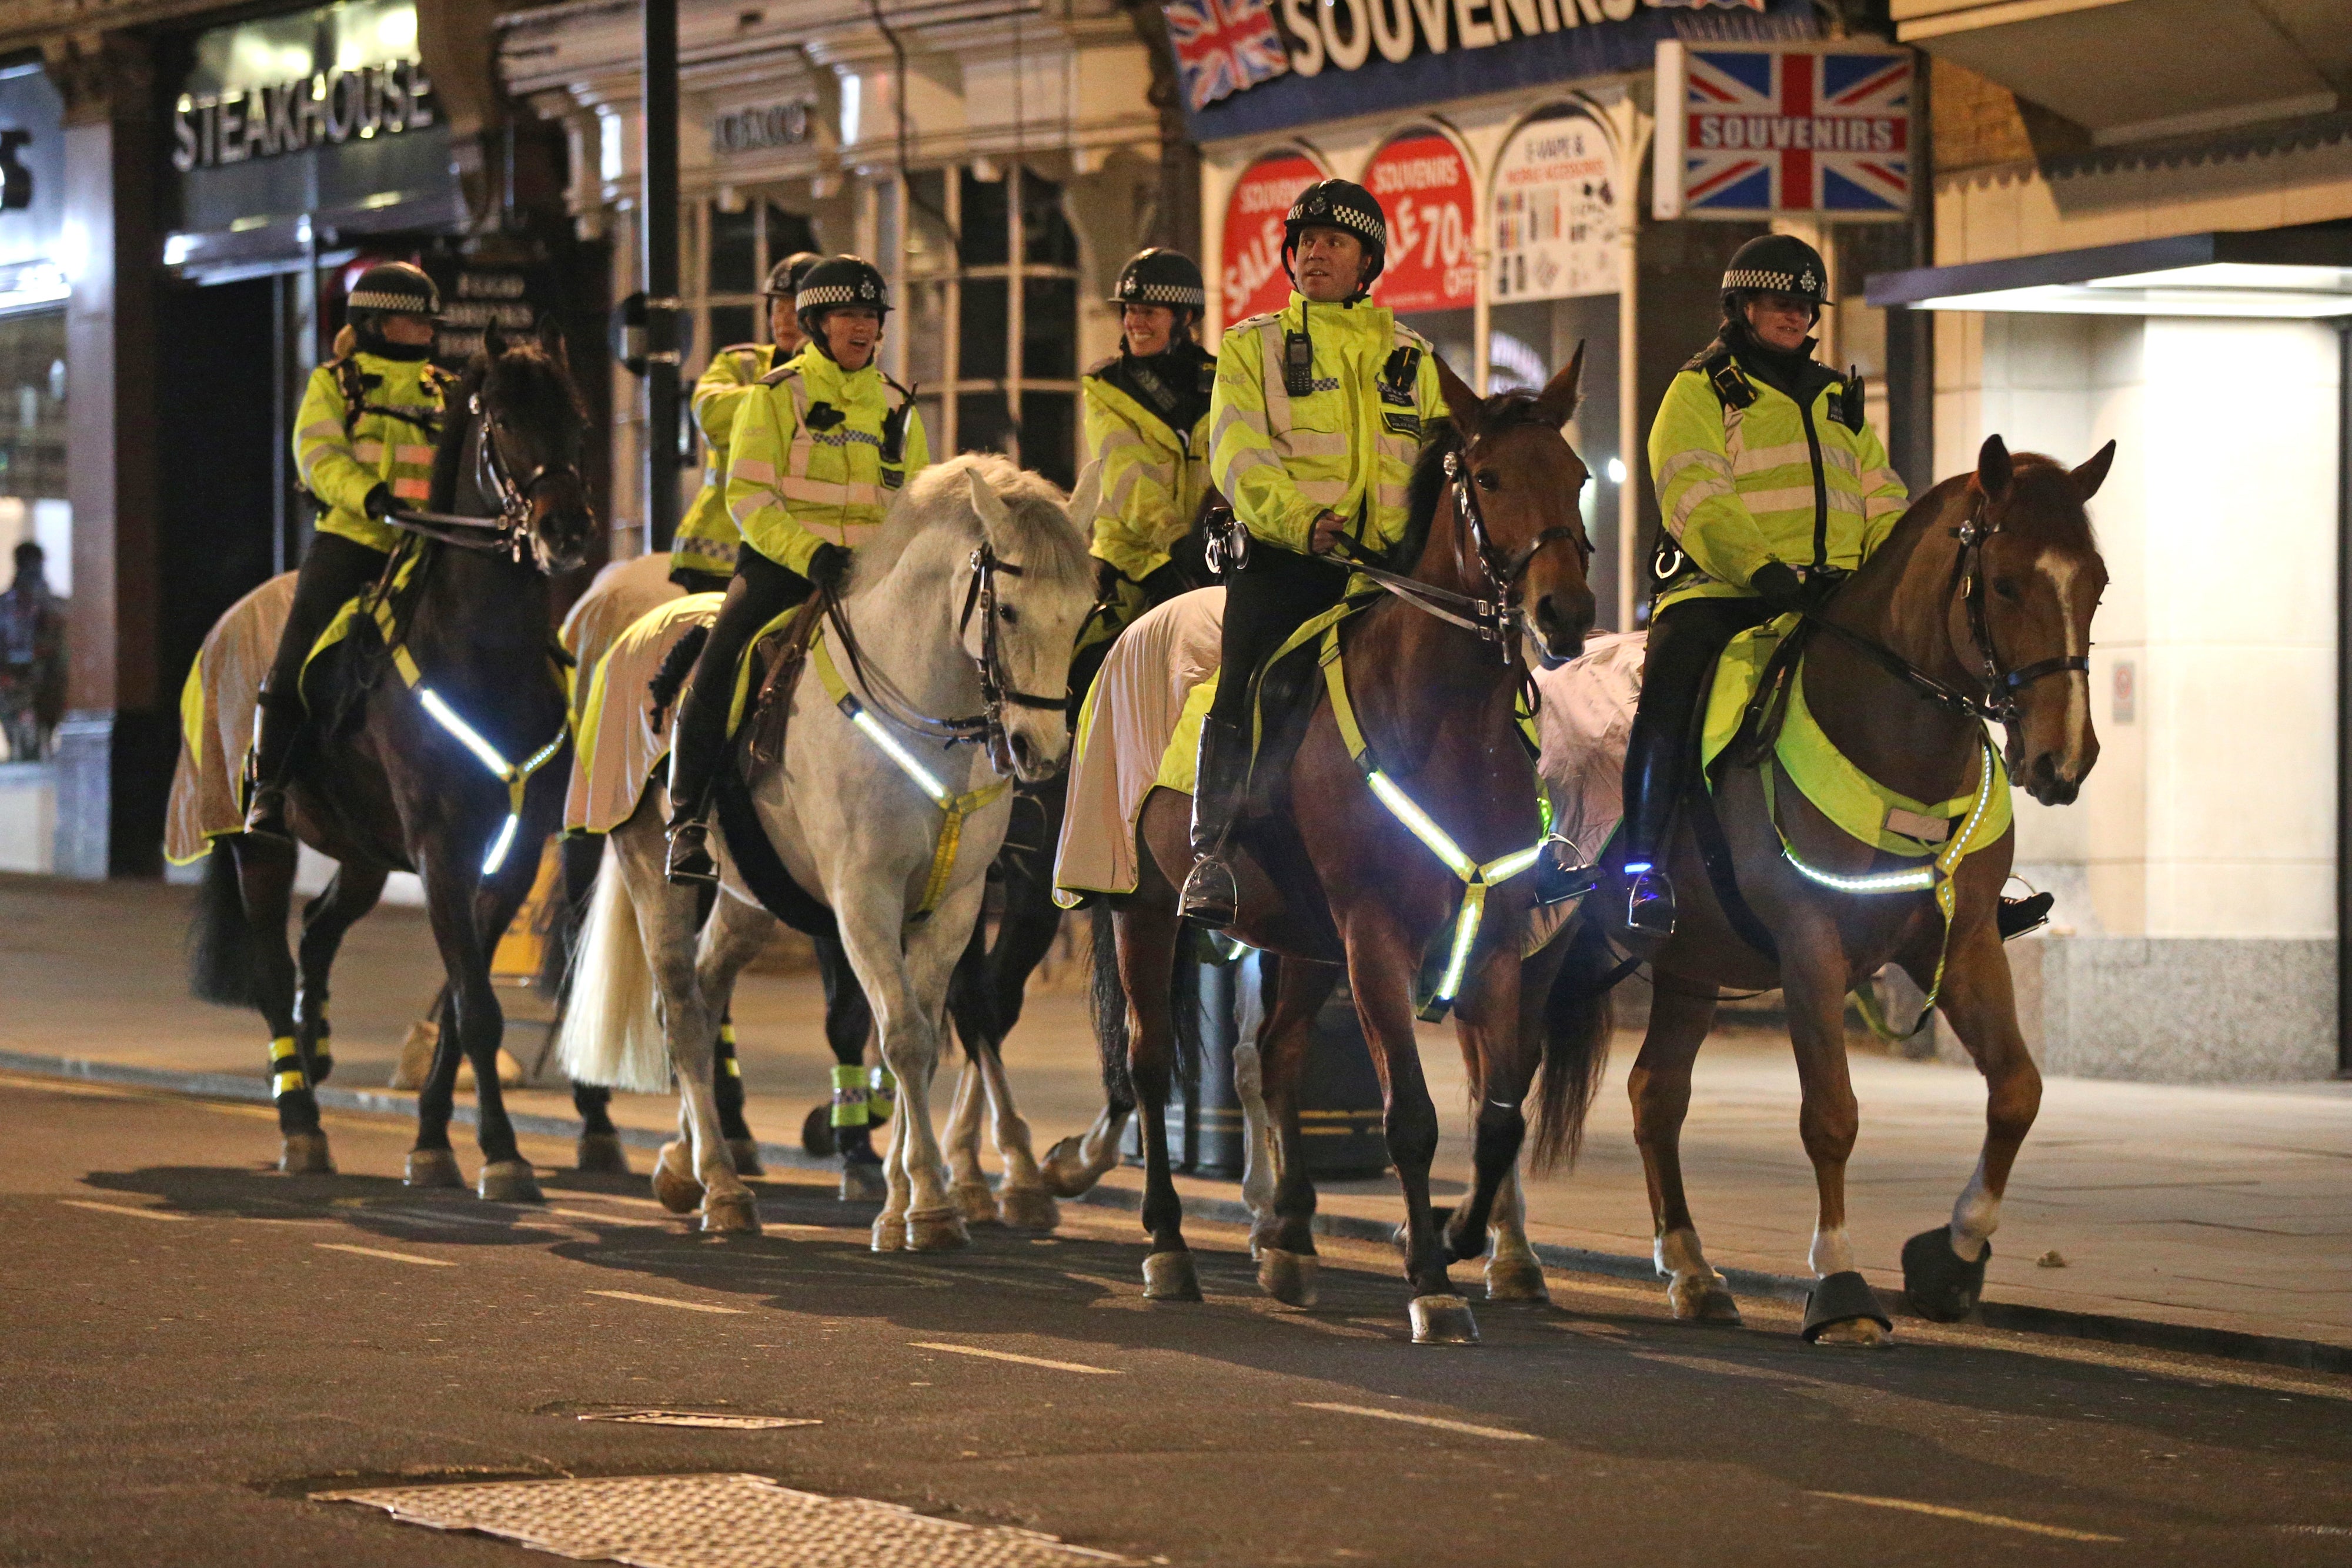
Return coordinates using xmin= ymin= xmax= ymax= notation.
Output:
xmin=1098 ymin=353 xmax=1609 ymax=1344
xmin=1601 ymin=433 xmax=2113 ymax=1343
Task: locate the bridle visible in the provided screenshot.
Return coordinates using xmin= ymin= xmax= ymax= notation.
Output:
xmin=385 ymin=392 xmax=584 ymax=572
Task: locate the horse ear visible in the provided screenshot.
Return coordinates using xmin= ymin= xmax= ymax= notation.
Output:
xmin=1532 ymin=340 xmax=1585 ymax=429
xmin=1975 ymin=433 xmax=2013 ymax=502
xmin=2070 ymin=439 xmax=2116 ymax=503
xmin=537 ymin=313 xmax=570 ymax=371
xmin=1432 ymin=353 xmax=1482 ymax=442
xmin=966 ymin=463 xmax=1014 ymax=539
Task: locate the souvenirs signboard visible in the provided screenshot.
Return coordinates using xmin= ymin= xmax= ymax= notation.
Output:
xmin=1653 ymin=39 xmax=1913 ymax=220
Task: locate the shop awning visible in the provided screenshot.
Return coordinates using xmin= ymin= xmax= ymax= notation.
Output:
xmin=1864 ymin=220 xmax=2352 ymax=317
xmin=1892 ymin=0 xmax=2350 ymax=145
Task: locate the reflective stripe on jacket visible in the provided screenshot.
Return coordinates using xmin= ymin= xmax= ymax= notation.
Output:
xmin=293 ymin=353 xmax=447 ymax=553
xmin=1208 ymin=293 xmax=1445 ymax=556
xmin=1648 ymin=354 xmax=1907 ymax=612
xmin=726 ymin=346 xmax=930 ymax=577
xmin=675 ymin=342 xmax=779 ymax=577
xmin=1083 ymin=361 xmax=1212 ymax=586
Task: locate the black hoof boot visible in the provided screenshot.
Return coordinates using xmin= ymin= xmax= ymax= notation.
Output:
xmin=1625 ymin=867 xmax=1677 ymax=937
xmin=1179 ymin=856 xmax=1239 ymax=929
xmin=1996 ymin=891 xmax=2053 ymax=942
xmin=1902 ymin=1227 xmax=1989 ymax=1322
xmin=1801 ymin=1269 xmax=1894 ymax=1343
xmin=665 ymin=820 xmax=717 ymax=886
xmin=800 ymin=1102 xmax=837 ymax=1158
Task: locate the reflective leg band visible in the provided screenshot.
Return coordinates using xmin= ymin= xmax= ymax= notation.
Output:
xmin=868 ymin=1065 xmax=897 ymax=1119
xmin=718 ymin=1021 xmax=741 ymax=1077
xmin=830 ymin=1064 xmax=869 ymax=1128
xmin=268 ymin=1036 xmax=305 ymax=1099
xmin=719 ymin=1022 xmax=737 ymax=1046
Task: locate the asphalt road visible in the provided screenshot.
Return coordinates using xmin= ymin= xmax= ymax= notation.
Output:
xmin=4 ymin=1074 xmax=2350 ymax=1568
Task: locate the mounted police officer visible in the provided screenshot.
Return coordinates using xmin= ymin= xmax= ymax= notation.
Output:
xmin=673 ymin=250 xmax=824 ymax=593
xmin=1619 ymin=233 xmax=1907 ymax=935
xmin=663 ymin=254 xmax=930 ymax=884
xmin=245 ymin=259 xmax=453 ymax=840
xmin=1082 ymin=248 xmax=1217 ymax=634
xmin=1182 ymin=178 xmax=1448 ymax=925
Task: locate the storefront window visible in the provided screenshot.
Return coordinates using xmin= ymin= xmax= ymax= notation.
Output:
xmin=691 ymin=199 xmax=819 ymax=367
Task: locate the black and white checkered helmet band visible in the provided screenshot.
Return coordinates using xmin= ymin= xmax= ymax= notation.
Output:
xmin=1722 ymin=268 xmax=1805 ymax=295
xmin=349 ymin=287 xmax=436 ymax=312
xmin=797 ymin=281 xmax=886 ymax=309
xmin=1117 ymin=278 xmax=1205 ymax=306
xmin=1288 ymin=194 xmax=1385 ymax=250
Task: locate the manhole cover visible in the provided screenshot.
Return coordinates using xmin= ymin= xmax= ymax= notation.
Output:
xmin=578 ymin=1411 xmax=821 ymax=1430
xmin=318 ymin=1472 xmax=1132 ymax=1566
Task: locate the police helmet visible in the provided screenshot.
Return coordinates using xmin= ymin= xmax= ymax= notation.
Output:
xmin=346 ymin=260 xmax=442 ymax=320
xmin=1282 ymin=179 xmax=1387 ymax=293
xmin=794 ymin=255 xmax=891 ymax=343
xmin=1720 ymin=233 xmax=1830 ymax=317
xmin=764 ymin=250 xmax=823 ymax=300
xmin=1109 ymin=248 xmax=1206 ymax=313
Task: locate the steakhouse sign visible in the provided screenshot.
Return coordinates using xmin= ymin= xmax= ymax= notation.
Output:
xmin=1366 ymin=129 xmax=1475 ymax=315
xmin=1220 ymin=147 xmax=1327 ymax=323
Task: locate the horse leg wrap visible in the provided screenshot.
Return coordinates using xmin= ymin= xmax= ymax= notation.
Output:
xmin=1902 ymin=1227 xmax=1990 ymax=1322
xmin=1801 ymin=1269 xmax=1894 ymax=1343
xmin=867 ymin=1065 xmax=897 ymax=1126
xmin=1142 ymin=1250 xmax=1203 ymax=1302
xmin=827 ymin=1065 xmax=868 ymax=1129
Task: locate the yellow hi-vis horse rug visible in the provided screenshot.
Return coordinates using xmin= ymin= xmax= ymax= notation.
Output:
xmin=167 ymin=572 xmax=299 ymax=865
xmin=564 ymin=593 xmax=723 ymax=835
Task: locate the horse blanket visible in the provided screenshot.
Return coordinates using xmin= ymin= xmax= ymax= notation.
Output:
xmin=564 ymin=593 xmax=723 ymax=835
xmin=167 ymin=573 xmax=299 ymax=865
xmin=560 ymin=552 xmax=683 ymax=735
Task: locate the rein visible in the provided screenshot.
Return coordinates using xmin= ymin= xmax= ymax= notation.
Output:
xmin=385 ymin=393 xmax=583 ymax=571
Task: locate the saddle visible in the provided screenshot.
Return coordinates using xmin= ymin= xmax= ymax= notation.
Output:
xmin=1241 ymin=590 xmax=1379 ymax=818
xmin=729 ymin=593 xmax=831 ymax=774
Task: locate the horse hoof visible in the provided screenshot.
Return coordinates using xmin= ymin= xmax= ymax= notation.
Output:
xmin=905 ymin=1209 xmax=970 ymax=1253
xmin=996 ymin=1186 xmax=1060 ymax=1232
xmin=1038 ymin=1136 xmax=1096 ymax=1198
xmin=800 ymin=1104 xmax=836 ymax=1158
xmin=279 ymin=1132 xmax=335 ymax=1176
xmin=1902 ymin=1227 xmax=1989 ymax=1322
xmin=1802 ymin=1269 xmax=1895 ymax=1345
xmin=477 ymin=1159 xmax=544 ymax=1205
xmin=727 ymin=1138 xmax=765 ymax=1178
xmin=1483 ymin=1255 xmax=1550 ymax=1303
xmin=871 ymin=1213 xmax=907 ymax=1252
xmin=839 ymin=1161 xmax=888 ymax=1203
xmin=700 ymin=1189 xmax=761 ymax=1235
xmin=576 ymin=1133 xmax=630 ymax=1175
xmin=651 ymin=1141 xmax=703 ymax=1214
xmin=1668 ymin=1272 xmax=1742 ymax=1324
xmin=1257 ymin=1246 xmax=1319 ymax=1308
xmin=1409 ymin=1293 xmax=1481 ymax=1346
xmin=953 ymin=1180 xmax=1000 ymax=1225
xmin=405 ymin=1148 xmax=463 ymax=1189
xmin=1142 ymin=1251 xmax=1202 ymax=1302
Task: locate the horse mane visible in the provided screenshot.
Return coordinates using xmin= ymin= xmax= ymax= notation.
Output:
xmin=427 ymin=339 xmax=587 ymax=514
xmin=848 ymin=452 xmax=1091 ymax=596
xmin=1876 ymin=451 xmax=2099 ymax=569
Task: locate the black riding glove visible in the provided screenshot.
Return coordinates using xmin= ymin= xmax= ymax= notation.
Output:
xmin=1800 ymin=565 xmax=1850 ymax=613
xmin=1140 ymin=561 xmax=1191 ymax=606
xmin=1748 ymin=560 xmax=1808 ymax=615
xmin=363 ymin=483 xmax=396 ymax=521
xmin=1164 ymin=528 xmax=1212 ymax=589
xmin=806 ymin=542 xmax=853 ymax=596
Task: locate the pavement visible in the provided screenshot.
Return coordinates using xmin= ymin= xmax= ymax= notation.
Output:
xmin=2 ymin=871 xmax=2348 ymax=1366
xmin=6 ymin=1073 xmax=2352 ymax=1567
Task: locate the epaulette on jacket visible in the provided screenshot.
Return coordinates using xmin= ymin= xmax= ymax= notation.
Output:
xmin=1084 ymin=352 xmax=1120 ymax=380
xmin=757 ymin=360 xmax=800 ymax=388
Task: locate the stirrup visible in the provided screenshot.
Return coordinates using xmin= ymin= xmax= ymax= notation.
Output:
xmin=1179 ymin=855 xmax=1239 ymax=929
xmin=665 ymin=820 xmax=717 ymax=886
xmin=242 ymin=784 xmax=293 ymax=843
xmin=1625 ymin=865 xmax=1677 ymax=937
xmin=1996 ymin=890 xmax=2053 ymax=942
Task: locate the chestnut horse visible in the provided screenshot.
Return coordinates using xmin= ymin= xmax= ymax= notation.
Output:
xmin=1098 ymin=355 xmax=1608 ymax=1345
xmin=1599 ymin=433 xmax=2113 ymax=1343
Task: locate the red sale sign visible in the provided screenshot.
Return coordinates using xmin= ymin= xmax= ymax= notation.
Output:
xmin=1365 ymin=131 xmax=1475 ymax=316
xmin=1219 ymin=149 xmax=1324 ymax=325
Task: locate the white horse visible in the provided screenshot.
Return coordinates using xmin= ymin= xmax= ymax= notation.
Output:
xmin=559 ymin=454 xmax=1095 ymax=1243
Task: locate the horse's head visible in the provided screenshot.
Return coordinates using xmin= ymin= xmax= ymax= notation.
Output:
xmin=1957 ymin=433 xmax=2113 ymax=807
xmin=951 ymin=459 xmax=1095 ymax=783
xmin=469 ymin=320 xmax=598 ymax=572
xmin=1433 ymin=349 xmax=1597 ymax=661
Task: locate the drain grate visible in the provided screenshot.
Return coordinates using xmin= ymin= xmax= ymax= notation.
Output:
xmin=317 ymin=1472 xmax=1133 ymax=1566
xmin=577 ymin=1410 xmax=821 ymax=1430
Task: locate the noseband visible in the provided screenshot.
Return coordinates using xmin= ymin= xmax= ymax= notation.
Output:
xmin=384 ymin=390 xmax=583 ymax=571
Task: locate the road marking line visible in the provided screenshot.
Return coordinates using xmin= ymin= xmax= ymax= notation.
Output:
xmin=61 ymin=1199 xmax=194 ymax=1223
xmin=315 ymin=1242 xmax=456 ymax=1268
xmin=1297 ymin=1402 xmax=1539 ymax=1442
xmin=1807 ymin=1492 xmax=2122 ymax=1543
xmin=910 ymin=1342 xmax=1121 ymax=1375
xmin=546 ymin=1208 xmax=663 ymax=1226
xmin=587 ymin=1289 xmax=747 ymax=1315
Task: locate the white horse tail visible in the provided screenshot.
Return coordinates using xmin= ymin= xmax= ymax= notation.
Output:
xmin=555 ymin=838 xmax=671 ymax=1092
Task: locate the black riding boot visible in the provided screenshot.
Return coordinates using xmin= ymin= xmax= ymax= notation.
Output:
xmin=242 ymin=690 xmax=307 ymax=841
xmin=664 ymin=551 xmax=813 ymax=885
xmin=1617 ymin=709 xmax=1684 ymax=937
xmin=1178 ymin=716 xmax=1250 ymax=927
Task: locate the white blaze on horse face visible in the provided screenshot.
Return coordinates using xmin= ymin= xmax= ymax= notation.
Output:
xmin=2038 ymin=550 xmax=2093 ymax=771
xmin=1809 ymin=1224 xmax=1855 ymax=1278
xmin=1949 ymin=1154 xmax=2000 ymax=1262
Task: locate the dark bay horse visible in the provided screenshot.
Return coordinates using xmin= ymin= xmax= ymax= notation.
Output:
xmin=1599 ymin=433 xmax=2113 ymax=1344
xmin=189 ymin=323 xmax=596 ymax=1196
xmin=1099 ymin=355 xmax=1609 ymax=1344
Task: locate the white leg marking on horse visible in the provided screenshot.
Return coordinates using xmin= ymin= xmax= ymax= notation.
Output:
xmin=1656 ymin=1225 xmax=1710 ymax=1281
xmin=1232 ymin=1039 xmax=1276 ymax=1228
xmin=1809 ymin=1225 xmax=1855 ymax=1278
xmin=1949 ymin=1155 xmax=1999 ymax=1262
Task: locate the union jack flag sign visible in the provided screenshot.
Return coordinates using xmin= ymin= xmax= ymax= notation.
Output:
xmin=1652 ymin=42 xmax=1913 ymax=222
xmin=1165 ymin=0 xmax=1291 ymax=113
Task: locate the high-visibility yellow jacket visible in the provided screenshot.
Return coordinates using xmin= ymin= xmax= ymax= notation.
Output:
xmin=1083 ymin=346 xmax=1214 ymax=596
xmin=675 ymin=342 xmax=780 ymax=579
xmin=1648 ymin=345 xmax=1907 ymax=613
xmin=726 ymin=346 xmax=929 ymax=577
xmin=1209 ymin=293 xmax=1446 ymax=557
xmin=293 ymin=352 xmax=450 ymax=553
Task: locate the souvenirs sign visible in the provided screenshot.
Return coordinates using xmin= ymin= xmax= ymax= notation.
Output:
xmin=1491 ymin=105 xmax=1619 ymax=303
xmin=1365 ymin=129 xmax=1475 ymax=315
xmin=1219 ymin=147 xmax=1325 ymax=323
xmin=1653 ymin=40 xmax=1912 ymax=221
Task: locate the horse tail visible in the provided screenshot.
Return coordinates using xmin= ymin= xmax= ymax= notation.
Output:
xmin=554 ymin=838 xmax=671 ymax=1093
xmin=646 ymin=623 xmax=709 ymax=728
xmin=1087 ymin=902 xmax=1134 ymax=1114
xmin=1527 ymin=912 xmax=1617 ymax=1173
xmin=186 ymin=842 xmax=260 ymax=1007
